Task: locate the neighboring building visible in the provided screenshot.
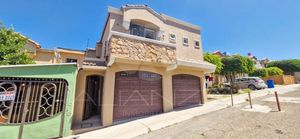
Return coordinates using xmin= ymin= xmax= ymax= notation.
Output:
xmin=20 ymin=5 xmax=216 ymax=134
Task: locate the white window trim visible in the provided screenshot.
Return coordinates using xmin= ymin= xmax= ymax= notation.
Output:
xmin=169 ymin=33 xmax=176 ymax=43
xmin=194 ymin=40 xmax=200 ymax=49
xmin=183 ymin=37 xmax=189 ymax=46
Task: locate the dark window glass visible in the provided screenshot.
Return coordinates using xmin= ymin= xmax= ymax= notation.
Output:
xmin=195 ymin=41 xmax=200 ymax=47
xmin=129 ymin=23 xmax=156 ymax=39
xmin=130 ymin=24 xmax=144 ymax=37
xmin=144 ymin=28 xmax=156 ymax=39
xmin=66 ymin=58 xmax=77 ymax=63
xmin=183 ymin=38 xmax=189 ymax=45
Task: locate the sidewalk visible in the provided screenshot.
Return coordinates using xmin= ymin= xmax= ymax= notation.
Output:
xmin=62 ymin=84 xmax=300 ymax=139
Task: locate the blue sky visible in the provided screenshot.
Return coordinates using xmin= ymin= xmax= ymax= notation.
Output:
xmin=1 ymin=0 xmax=299 ymax=60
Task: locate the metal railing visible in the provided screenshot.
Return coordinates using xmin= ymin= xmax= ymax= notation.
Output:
xmin=0 ymin=77 xmax=68 ymax=124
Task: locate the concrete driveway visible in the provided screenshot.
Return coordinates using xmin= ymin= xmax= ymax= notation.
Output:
xmin=62 ymin=84 xmax=300 ymax=139
xmin=134 ymin=87 xmax=300 ymax=139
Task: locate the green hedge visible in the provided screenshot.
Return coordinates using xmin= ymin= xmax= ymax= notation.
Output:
xmin=249 ymin=67 xmax=284 ymax=77
xmin=267 ymin=59 xmax=300 ymax=75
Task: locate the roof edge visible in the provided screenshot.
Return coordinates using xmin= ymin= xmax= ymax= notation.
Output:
xmin=0 ymin=63 xmax=77 ymax=69
xmin=107 ymin=5 xmax=201 ymax=31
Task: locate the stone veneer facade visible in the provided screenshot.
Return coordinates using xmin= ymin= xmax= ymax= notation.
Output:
xmin=109 ymin=36 xmax=176 ymax=64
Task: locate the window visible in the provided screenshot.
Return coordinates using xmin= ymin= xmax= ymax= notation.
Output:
xmin=144 ymin=28 xmax=156 ymax=39
xmin=169 ymin=33 xmax=176 ymax=43
xmin=129 ymin=23 xmax=156 ymax=39
xmin=194 ymin=40 xmax=200 ymax=48
xmin=183 ymin=37 xmax=189 ymax=46
xmin=66 ymin=58 xmax=77 ymax=63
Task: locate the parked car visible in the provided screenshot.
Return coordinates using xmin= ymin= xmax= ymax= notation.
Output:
xmin=234 ymin=77 xmax=267 ymax=90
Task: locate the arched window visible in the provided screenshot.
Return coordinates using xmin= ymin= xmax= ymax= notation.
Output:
xmin=129 ymin=19 xmax=159 ymax=40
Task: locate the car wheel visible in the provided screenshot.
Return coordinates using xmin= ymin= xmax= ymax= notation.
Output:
xmin=248 ymin=85 xmax=256 ymax=90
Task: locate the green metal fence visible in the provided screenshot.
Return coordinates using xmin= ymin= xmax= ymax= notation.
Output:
xmin=0 ymin=63 xmax=77 ymax=139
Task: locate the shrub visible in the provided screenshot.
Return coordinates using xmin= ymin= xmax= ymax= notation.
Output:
xmin=249 ymin=67 xmax=284 ymax=77
xmin=267 ymin=67 xmax=284 ymax=76
xmin=249 ymin=68 xmax=268 ymax=77
xmin=267 ymin=59 xmax=300 ymax=75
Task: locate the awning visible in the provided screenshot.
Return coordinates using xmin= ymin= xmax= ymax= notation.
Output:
xmin=168 ymin=59 xmax=216 ymax=73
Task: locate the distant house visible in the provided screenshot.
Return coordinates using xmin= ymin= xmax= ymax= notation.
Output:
xmin=247 ymin=53 xmax=269 ymax=69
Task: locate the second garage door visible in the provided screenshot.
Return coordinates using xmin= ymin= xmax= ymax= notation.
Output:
xmin=113 ymin=71 xmax=163 ymax=121
xmin=173 ymin=74 xmax=201 ymax=108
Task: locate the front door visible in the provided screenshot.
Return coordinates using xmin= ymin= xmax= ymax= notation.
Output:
xmin=83 ymin=75 xmax=103 ymax=120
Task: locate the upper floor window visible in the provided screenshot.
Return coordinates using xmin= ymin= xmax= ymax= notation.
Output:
xmin=194 ymin=40 xmax=200 ymax=49
xmin=66 ymin=58 xmax=77 ymax=63
xmin=169 ymin=33 xmax=176 ymax=43
xmin=130 ymin=23 xmax=156 ymax=39
xmin=183 ymin=37 xmax=189 ymax=46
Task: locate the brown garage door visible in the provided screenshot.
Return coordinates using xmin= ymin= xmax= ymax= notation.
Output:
xmin=173 ymin=74 xmax=201 ymax=108
xmin=113 ymin=71 xmax=163 ymax=121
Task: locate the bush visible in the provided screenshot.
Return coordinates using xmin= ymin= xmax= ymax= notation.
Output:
xmin=267 ymin=59 xmax=300 ymax=75
xmin=249 ymin=68 xmax=268 ymax=77
xmin=267 ymin=67 xmax=284 ymax=76
xmin=249 ymin=67 xmax=284 ymax=77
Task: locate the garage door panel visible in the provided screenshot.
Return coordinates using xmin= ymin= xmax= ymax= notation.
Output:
xmin=173 ymin=74 xmax=201 ymax=108
xmin=114 ymin=71 xmax=163 ymax=121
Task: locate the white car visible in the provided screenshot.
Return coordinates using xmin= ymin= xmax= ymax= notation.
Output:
xmin=234 ymin=77 xmax=268 ymax=90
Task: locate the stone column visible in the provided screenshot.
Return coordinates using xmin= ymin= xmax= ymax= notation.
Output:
xmin=162 ymin=72 xmax=173 ymax=112
xmin=200 ymin=76 xmax=207 ymax=104
xmin=101 ymin=68 xmax=116 ymax=126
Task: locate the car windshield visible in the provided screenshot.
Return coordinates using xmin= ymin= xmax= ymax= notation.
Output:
xmin=253 ymin=78 xmax=264 ymax=82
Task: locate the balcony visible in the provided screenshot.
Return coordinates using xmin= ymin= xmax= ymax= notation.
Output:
xmin=108 ymin=31 xmax=176 ymax=65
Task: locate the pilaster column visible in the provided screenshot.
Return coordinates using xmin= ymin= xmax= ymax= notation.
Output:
xmin=162 ymin=72 xmax=173 ymax=112
xmin=101 ymin=68 xmax=115 ymax=126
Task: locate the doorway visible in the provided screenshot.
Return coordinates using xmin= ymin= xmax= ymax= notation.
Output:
xmin=82 ymin=75 xmax=103 ymax=128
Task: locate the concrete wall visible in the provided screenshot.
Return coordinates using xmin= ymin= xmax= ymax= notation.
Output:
xmin=263 ymin=75 xmax=296 ymax=85
xmin=295 ymin=72 xmax=300 ymax=83
xmin=34 ymin=49 xmax=55 ymax=64
xmin=59 ymin=51 xmax=85 ymax=67
xmin=31 ymin=48 xmax=85 ymax=67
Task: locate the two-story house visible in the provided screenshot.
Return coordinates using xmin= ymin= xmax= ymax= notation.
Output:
xmin=71 ymin=4 xmax=215 ymax=132
xmin=20 ymin=5 xmax=216 ymax=134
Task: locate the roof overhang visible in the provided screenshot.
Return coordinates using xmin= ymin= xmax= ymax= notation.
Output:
xmin=168 ymin=59 xmax=216 ymax=74
xmin=81 ymin=65 xmax=107 ymax=71
xmin=0 ymin=63 xmax=77 ymax=69
xmin=107 ymin=56 xmax=216 ymax=74
xmin=107 ymin=56 xmax=172 ymax=68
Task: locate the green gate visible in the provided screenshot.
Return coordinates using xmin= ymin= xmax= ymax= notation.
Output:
xmin=0 ymin=64 xmax=77 ymax=139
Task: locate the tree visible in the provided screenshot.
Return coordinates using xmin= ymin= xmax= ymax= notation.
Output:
xmin=204 ymin=53 xmax=223 ymax=74
xmin=221 ymin=55 xmax=254 ymax=82
xmin=0 ymin=22 xmax=34 ymax=65
xmin=267 ymin=59 xmax=300 ymax=75
xmin=249 ymin=67 xmax=283 ymax=77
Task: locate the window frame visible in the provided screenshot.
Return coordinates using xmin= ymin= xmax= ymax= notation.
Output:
xmin=66 ymin=58 xmax=78 ymax=63
xmin=169 ymin=33 xmax=176 ymax=43
xmin=129 ymin=23 xmax=156 ymax=40
xmin=194 ymin=40 xmax=200 ymax=49
xmin=183 ymin=37 xmax=189 ymax=46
